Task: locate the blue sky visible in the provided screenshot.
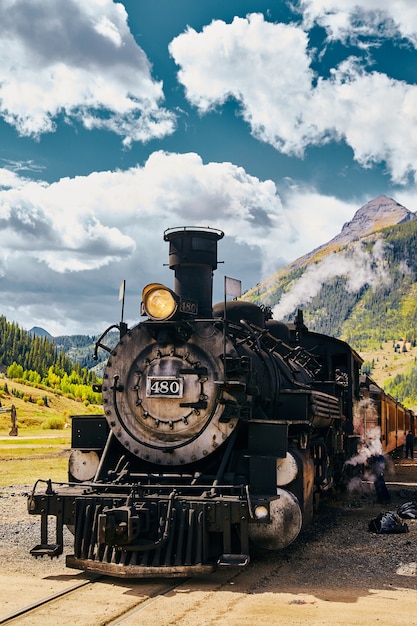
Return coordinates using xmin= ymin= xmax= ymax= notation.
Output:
xmin=1 ymin=0 xmax=417 ymax=335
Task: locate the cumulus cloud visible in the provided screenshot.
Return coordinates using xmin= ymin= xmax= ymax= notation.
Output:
xmin=272 ymin=238 xmax=390 ymax=320
xmin=0 ymin=152 xmax=359 ymax=277
xmin=169 ymin=15 xmax=314 ymax=157
xmin=299 ymin=0 xmax=417 ymax=46
xmin=0 ymin=153 xmax=284 ymax=273
xmin=0 ymin=172 xmax=136 ymax=272
xmin=0 ymin=154 xmax=360 ymax=333
xmin=0 ymin=0 xmax=175 ymax=144
xmin=313 ymin=60 xmax=417 ymax=183
xmin=169 ymin=13 xmax=417 ymax=183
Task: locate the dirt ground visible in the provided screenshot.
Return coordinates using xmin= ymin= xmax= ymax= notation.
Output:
xmin=1 ymin=457 xmax=417 ymax=625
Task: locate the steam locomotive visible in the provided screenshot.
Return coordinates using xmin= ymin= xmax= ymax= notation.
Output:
xmin=28 ymin=226 xmax=414 ymax=577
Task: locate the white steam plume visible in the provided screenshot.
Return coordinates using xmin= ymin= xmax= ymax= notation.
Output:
xmin=272 ymin=238 xmax=390 ymax=320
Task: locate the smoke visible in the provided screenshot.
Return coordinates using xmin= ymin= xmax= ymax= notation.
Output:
xmin=398 ymin=259 xmax=412 ymax=276
xmin=346 ymin=398 xmax=381 ymax=495
xmin=345 ymin=397 xmax=394 ymax=500
xmin=345 ymin=428 xmax=386 ymax=497
xmin=347 ymin=398 xmax=382 ymax=467
xmin=346 ymin=427 xmax=383 ymax=468
xmin=352 ymin=397 xmax=379 ymax=439
xmin=272 ymin=238 xmax=390 ymax=320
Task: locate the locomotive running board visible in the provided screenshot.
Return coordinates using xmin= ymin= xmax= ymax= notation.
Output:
xmin=66 ymin=556 xmax=215 ymax=578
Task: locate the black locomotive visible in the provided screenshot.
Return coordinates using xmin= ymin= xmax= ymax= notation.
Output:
xmin=28 ymin=226 xmax=413 ymax=577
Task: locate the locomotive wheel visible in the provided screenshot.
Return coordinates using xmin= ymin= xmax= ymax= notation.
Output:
xmin=248 ymin=488 xmax=302 ymax=550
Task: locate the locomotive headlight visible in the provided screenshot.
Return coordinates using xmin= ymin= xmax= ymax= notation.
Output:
xmin=254 ymin=505 xmax=269 ymax=520
xmin=142 ymin=283 xmax=178 ymax=320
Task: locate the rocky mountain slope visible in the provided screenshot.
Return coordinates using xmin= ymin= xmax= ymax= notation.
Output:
xmin=327 ymin=195 xmax=415 ymax=246
xmin=246 ymin=195 xmax=416 ymax=297
xmin=244 ymin=195 xmax=416 ymax=327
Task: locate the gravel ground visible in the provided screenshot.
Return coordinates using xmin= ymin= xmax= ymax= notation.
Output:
xmin=0 ymin=486 xmax=74 ymax=580
xmin=2 ymin=459 xmax=417 ymax=626
xmin=1 ymin=457 xmax=417 ymax=586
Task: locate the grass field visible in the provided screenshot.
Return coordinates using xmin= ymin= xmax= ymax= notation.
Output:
xmin=0 ymin=375 xmax=102 ymax=488
xmin=0 ymin=430 xmax=72 ymax=488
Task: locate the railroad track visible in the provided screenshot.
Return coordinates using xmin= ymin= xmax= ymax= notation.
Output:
xmin=0 ymin=575 xmax=102 ymax=624
xmin=0 ymin=574 xmax=191 ymax=625
xmin=2 ymin=463 xmax=417 ymax=625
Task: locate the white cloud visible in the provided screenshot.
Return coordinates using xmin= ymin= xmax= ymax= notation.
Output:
xmin=313 ymin=59 xmax=417 ymax=183
xmin=299 ymin=0 xmax=417 ymax=45
xmin=0 ymin=153 xmax=285 ymax=273
xmin=0 ymin=167 xmax=33 ymax=190
xmin=0 ymin=0 xmax=175 ymax=144
xmin=278 ymin=186 xmax=357 ymax=257
xmin=0 ymin=170 xmax=136 ymax=272
xmin=169 ymin=15 xmax=314 ymax=156
xmin=0 ymin=153 xmax=362 ymax=334
xmin=169 ymin=13 xmax=417 ymax=183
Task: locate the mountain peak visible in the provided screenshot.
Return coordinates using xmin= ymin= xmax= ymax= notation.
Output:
xmin=244 ymin=195 xmax=416 ymax=299
xmin=29 ymin=326 xmax=53 ymax=338
xmin=286 ymin=195 xmax=415 ymax=273
xmin=333 ymin=195 xmax=415 ymax=247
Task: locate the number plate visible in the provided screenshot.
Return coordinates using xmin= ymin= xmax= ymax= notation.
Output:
xmin=146 ymin=377 xmax=183 ymax=398
xmin=179 ymin=298 xmax=198 ymax=315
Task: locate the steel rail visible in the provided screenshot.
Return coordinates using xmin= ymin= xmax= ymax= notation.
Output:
xmin=0 ymin=575 xmax=102 ymax=624
xmin=106 ymin=578 xmax=191 ymax=625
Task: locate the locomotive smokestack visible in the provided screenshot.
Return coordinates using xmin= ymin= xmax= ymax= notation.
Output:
xmin=164 ymin=226 xmax=224 ymax=317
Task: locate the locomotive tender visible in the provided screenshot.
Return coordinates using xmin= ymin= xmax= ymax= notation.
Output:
xmin=28 ymin=226 xmax=412 ymax=577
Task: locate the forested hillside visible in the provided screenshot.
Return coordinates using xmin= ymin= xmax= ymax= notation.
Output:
xmin=343 ymin=222 xmax=417 ymax=345
xmin=247 ymin=220 xmax=417 ymax=342
xmin=244 ymin=201 xmax=417 ymax=408
xmin=1 ymin=316 xmax=75 ymax=374
xmin=54 ymin=334 xmax=102 ymax=370
xmin=0 ymin=315 xmax=101 ymax=405
xmin=302 ymin=221 xmax=417 ymax=348
xmin=29 ymin=326 xmax=118 ymax=373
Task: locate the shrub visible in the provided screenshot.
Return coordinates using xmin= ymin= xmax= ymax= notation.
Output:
xmin=41 ymin=416 xmax=66 ymax=430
